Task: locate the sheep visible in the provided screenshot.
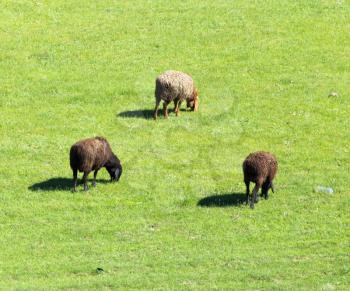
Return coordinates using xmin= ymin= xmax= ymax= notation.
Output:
xmin=242 ymin=151 xmax=278 ymax=209
xmin=69 ymin=136 xmax=122 ymax=191
xmin=153 ymin=70 xmax=199 ymax=119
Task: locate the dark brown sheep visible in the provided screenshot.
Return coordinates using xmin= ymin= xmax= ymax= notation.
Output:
xmin=242 ymin=151 xmax=278 ymax=209
xmin=70 ymin=137 xmax=122 ymax=191
xmin=154 ymin=70 xmax=199 ymax=119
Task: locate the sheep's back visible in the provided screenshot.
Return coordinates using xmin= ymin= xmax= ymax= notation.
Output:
xmin=243 ymin=151 xmax=277 ymax=182
xmin=243 ymin=159 xmax=269 ymax=183
xmin=155 ymin=70 xmax=194 ymax=102
xmin=70 ymin=138 xmax=108 ymax=172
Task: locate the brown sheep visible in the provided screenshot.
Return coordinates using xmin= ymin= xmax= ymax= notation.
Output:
xmin=242 ymin=151 xmax=278 ymax=209
xmin=70 ymin=137 xmax=122 ymax=191
xmin=154 ymin=70 xmax=199 ymax=119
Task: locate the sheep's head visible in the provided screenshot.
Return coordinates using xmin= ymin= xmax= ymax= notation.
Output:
xmin=186 ymin=88 xmax=199 ymax=111
xmin=107 ymin=163 xmax=122 ymax=182
xmin=106 ymin=155 xmax=123 ymax=182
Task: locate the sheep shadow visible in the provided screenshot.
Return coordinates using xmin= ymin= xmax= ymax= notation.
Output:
xmin=117 ymin=109 xmax=154 ymax=119
xmin=28 ymin=177 xmax=110 ymax=191
xmin=117 ymin=108 xmax=188 ymax=119
xmin=197 ymin=192 xmax=247 ymax=207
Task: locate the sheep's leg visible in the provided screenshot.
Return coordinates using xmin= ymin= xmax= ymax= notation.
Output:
xmin=83 ymin=172 xmax=89 ymax=191
xmin=250 ymin=182 xmax=261 ymax=209
xmin=154 ymin=99 xmax=161 ymax=120
xmin=163 ymin=101 xmax=170 ymax=119
xmin=254 ymin=180 xmax=262 ymax=203
xmin=270 ymin=181 xmax=275 ymax=193
xmin=72 ymin=169 xmax=78 ymax=192
xmin=178 ymin=100 xmax=182 ymax=116
xmin=174 ymin=99 xmax=182 ymax=117
xmin=173 ymin=98 xmax=178 ymax=111
xmin=245 ymin=180 xmax=250 ymax=205
xmin=93 ymin=170 xmax=99 ymax=187
xmin=262 ymin=181 xmax=269 ymax=199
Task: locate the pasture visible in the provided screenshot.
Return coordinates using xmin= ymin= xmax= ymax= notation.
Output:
xmin=0 ymin=0 xmax=349 ymax=289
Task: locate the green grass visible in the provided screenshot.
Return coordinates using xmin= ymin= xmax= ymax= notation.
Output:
xmin=1 ymin=0 xmax=350 ymax=289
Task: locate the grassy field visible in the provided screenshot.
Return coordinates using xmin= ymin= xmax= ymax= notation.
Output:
xmin=1 ymin=0 xmax=350 ymax=289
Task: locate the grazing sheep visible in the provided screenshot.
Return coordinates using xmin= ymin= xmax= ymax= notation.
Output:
xmin=242 ymin=151 xmax=278 ymax=209
xmin=70 ymin=137 xmax=122 ymax=191
xmin=154 ymin=70 xmax=199 ymax=119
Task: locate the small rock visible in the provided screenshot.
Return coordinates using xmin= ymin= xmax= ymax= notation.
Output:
xmin=314 ymin=186 xmax=334 ymax=194
xmin=328 ymin=91 xmax=338 ymax=97
xmin=322 ymin=283 xmax=336 ymax=290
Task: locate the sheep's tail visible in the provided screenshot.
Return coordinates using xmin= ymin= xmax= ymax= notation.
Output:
xmin=155 ymin=79 xmax=162 ymax=99
xmin=69 ymin=146 xmax=78 ymax=170
xmin=70 ymin=145 xmax=90 ymax=171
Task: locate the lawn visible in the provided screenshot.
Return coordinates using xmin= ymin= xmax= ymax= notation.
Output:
xmin=0 ymin=0 xmax=349 ymax=289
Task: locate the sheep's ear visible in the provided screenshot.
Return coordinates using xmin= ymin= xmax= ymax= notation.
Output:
xmin=115 ymin=166 xmax=122 ymax=181
xmin=194 ymin=96 xmax=199 ymax=112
